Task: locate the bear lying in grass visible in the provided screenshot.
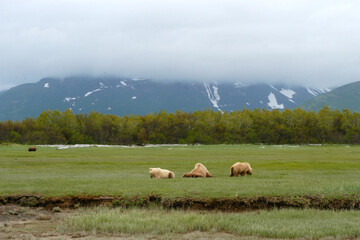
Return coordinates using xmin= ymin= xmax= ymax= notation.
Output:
xmin=183 ymin=163 xmax=213 ymax=178
xmin=149 ymin=168 xmax=175 ymax=179
xmin=230 ymin=162 xmax=253 ymax=177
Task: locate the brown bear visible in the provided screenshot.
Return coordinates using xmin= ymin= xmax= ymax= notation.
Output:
xmin=183 ymin=163 xmax=213 ymax=178
xmin=230 ymin=162 xmax=253 ymax=177
xmin=149 ymin=168 xmax=175 ymax=179
xmin=28 ymin=147 xmax=37 ymax=152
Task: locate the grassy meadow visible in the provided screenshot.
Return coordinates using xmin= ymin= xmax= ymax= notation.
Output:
xmin=60 ymin=207 xmax=360 ymax=239
xmin=0 ymin=144 xmax=359 ymax=198
xmin=1 ymin=144 xmax=360 ymax=239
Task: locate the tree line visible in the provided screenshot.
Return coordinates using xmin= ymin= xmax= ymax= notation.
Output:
xmin=1 ymin=106 xmax=360 ymax=145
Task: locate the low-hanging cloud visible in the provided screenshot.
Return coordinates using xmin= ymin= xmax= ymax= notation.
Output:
xmin=0 ymin=0 xmax=359 ymax=90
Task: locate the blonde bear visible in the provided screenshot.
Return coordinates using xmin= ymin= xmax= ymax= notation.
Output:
xmin=230 ymin=162 xmax=253 ymax=177
xmin=149 ymin=168 xmax=175 ymax=179
xmin=183 ymin=163 xmax=213 ymax=178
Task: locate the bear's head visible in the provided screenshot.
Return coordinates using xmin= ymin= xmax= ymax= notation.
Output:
xmin=149 ymin=167 xmax=160 ymax=174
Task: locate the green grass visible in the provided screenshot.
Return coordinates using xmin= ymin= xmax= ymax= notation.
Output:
xmin=60 ymin=207 xmax=360 ymax=239
xmin=0 ymin=144 xmax=359 ymax=197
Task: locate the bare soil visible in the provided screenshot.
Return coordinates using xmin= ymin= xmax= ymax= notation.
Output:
xmin=0 ymin=204 xmax=72 ymax=239
xmin=1 ymin=195 xmax=359 ymax=211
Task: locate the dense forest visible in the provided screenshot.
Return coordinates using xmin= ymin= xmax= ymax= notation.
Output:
xmin=1 ymin=106 xmax=360 ymax=145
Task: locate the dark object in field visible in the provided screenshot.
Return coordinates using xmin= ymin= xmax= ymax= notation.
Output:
xmin=230 ymin=162 xmax=253 ymax=177
xmin=136 ymin=143 xmax=145 ymax=147
xmin=28 ymin=147 xmax=37 ymax=152
xmin=183 ymin=163 xmax=213 ymax=178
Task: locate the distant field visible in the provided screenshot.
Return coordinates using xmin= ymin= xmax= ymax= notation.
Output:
xmin=0 ymin=144 xmax=359 ymax=198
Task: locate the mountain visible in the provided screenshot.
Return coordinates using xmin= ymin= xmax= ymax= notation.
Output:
xmin=0 ymin=76 xmax=329 ymax=121
xmin=300 ymin=81 xmax=360 ymax=112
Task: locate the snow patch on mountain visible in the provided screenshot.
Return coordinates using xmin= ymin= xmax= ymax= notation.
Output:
xmin=116 ymin=81 xmax=128 ymax=88
xmin=269 ymin=84 xmax=279 ymax=91
xmin=234 ymin=82 xmax=248 ymax=88
xmin=99 ymin=82 xmax=108 ymax=88
xmin=64 ymin=97 xmax=76 ymax=102
xmin=306 ymin=88 xmax=330 ymax=96
xmin=44 ymin=83 xmax=49 ymax=88
xmin=268 ymin=93 xmax=284 ymax=109
xmin=318 ymin=88 xmax=331 ymax=94
xmin=203 ymin=82 xmax=223 ymax=112
xmin=213 ymin=86 xmax=220 ymax=101
xmin=84 ymin=89 xmax=101 ymax=97
xmin=307 ymin=88 xmax=318 ymax=96
xmin=280 ymin=89 xmax=296 ymax=99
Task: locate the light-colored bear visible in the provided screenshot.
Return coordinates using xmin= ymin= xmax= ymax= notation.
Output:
xmin=183 ymin=163 xmax=213 ymax=178
xmin=230 ymin=162 xmax=253 ymax=177
xmin=149 ymin=168 xmax=175 ymax=179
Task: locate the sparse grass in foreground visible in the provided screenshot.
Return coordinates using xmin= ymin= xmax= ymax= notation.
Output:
xmin=60 ymin=207 xmax=360 ymax=239
xmin=0 ymin=144 xmax=359 ymax=197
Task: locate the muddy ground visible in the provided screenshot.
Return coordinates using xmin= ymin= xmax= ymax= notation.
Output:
xmin=1 ymin=195 xmax=359 ymax=239
xmin=1 ymin=195 xmax=360 ymax=211
xmin=0 ymin=204 xmax=73 ymax=240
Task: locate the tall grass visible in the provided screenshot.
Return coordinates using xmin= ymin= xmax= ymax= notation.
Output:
xmin=60 ymin=207 xmax=360 ymax=239
xmin=0 ymin=144 xmax=359 ymax=197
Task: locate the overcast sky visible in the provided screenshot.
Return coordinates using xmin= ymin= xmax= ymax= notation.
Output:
xmin=1 ymin=0 xmax=359 ymax=90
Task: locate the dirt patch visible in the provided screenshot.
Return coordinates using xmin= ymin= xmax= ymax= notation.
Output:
xmin=1 ymin=195 xmax=359 ymax=211
xmin=0 ymin=204 xmax=72 ymax=240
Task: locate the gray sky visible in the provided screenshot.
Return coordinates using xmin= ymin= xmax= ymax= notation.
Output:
xmin=1 ymin=0 xmax=359 ymax=90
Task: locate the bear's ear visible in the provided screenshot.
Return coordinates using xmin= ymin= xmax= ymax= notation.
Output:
xmin=149 ymin=168 xmax=152 ymax=170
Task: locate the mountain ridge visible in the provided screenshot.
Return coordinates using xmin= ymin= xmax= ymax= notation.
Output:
xmin=300 ymin=81 xmax=360 ymax=112
xmin=0 ymin=76 xmax=330 ymax=121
